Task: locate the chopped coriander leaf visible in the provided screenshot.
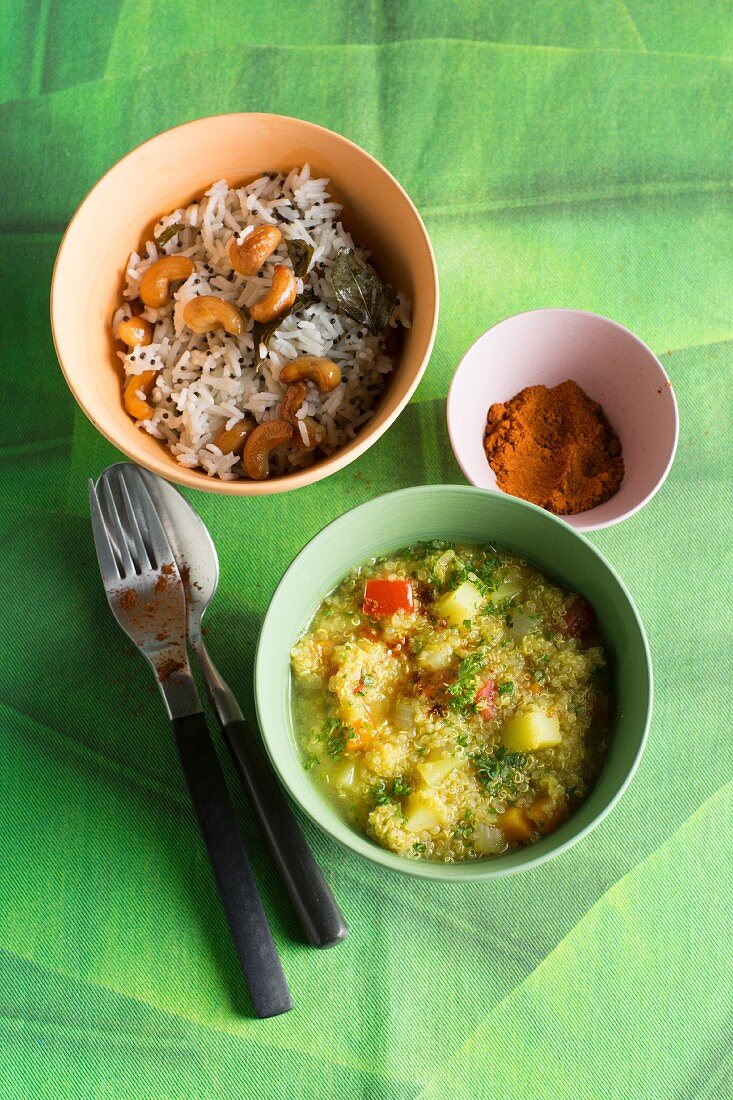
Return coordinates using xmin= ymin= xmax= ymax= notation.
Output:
xmin=370 ymin=777 xmax=411 ymax=805
xmin=303 ymin=753 xmax=319 ymax=770
xmin=535 ymin=669 xmax=546 ymax=683
xmin=498 ymin=681 xmax=514 ymax=695
xmin=469 ymin=746 xmax=527 ymax=797
xmin=369 ymin=780 xmax=391 ymax=806
xmin=318 ymin=717 xmax=353 ymax=760
xmin=412 ymin=842 xmax=426 ymax=853
xmin=463 ymin=619 xmax=473 ymax=629
xmin=391 ymin=777 xmax=412 ymax=797
xmin=447 ymin=651 xmax=485 ymax=714
xmin=453 ymin=819 xmax=474 ymax=839
xmin=456 ymin=733 xmax=469 ymax=748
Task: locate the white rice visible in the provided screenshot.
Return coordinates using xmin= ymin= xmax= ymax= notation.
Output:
xmin=114 ymin=166 xmax=411 ymax=480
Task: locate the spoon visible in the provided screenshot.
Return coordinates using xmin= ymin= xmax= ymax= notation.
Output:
xmin=129 ymin=464 xmax=348 ymax=949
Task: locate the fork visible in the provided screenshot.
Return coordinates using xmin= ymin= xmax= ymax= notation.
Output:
xmin=88 ymin=465 xmax=291 ymax=1018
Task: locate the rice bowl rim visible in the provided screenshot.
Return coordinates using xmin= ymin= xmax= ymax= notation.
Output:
xmin=50 ymin=112 xmax=439 ymax=495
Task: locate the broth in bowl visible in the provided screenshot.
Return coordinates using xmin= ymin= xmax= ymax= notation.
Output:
xmin=291 ymin=541 xmax=611 ymax=863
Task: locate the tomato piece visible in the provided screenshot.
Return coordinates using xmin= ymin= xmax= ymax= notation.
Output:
xmin=363 ymin=579 xmax=414 ymax=618
xmin=563 ymin=597 xmax=596 ymax=641
xmin=475 ymin=678 xmax=496 ymax=721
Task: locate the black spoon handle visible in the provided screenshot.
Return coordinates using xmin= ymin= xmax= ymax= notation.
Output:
xmin=222 ymin=718 xmax=349 ymax=949
xmin=172 ymin=712 xmax=292 ymax=1017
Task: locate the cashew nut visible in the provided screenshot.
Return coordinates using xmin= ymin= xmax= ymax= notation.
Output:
xmin=279 ymin=381 xmax=308 ymax=424
xmin=214 ymin=416 xmax=256 ymax=456
xmin=243 ymin=419 xmax=293 ymax=480
xmin=229 ymin=225 xmax=282 ymax=276
xmin=293 ymin=416 xmax=327 ymax=450
xmin=278 ymin=381 xmax=326 ymax=451
xmin=249 ymin=265 xmax=297 ymax=323
xmin=118 ymin=316 xmax=153 ymax=347
xmin=139 ymin=256 xmax=195 ymax=308
xmin=183 ymin=295 xmax=245 ymax=336
xmin=124 ymin=370 xmax=158 ymax=420
xmin=279 ymin=356 xmax=341 ymax=392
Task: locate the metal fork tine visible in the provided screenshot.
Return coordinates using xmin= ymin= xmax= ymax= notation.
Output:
xmin=111 ymin=467 xmax=152 ymax=573
xmin=98 ymin=476 xmax=136 ymax=579
xmin=121 ymin=465 xmax=177 ymax=572
xmin=88 ymin=480 xmax=120 ymax=582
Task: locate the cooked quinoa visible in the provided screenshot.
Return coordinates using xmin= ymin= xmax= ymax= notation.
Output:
xmin=290 ymin=541 xmax=611 ymax=862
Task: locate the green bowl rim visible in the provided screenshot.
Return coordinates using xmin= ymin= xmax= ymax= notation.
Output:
xmin=254 ymin=484 xmax=652 ymax=881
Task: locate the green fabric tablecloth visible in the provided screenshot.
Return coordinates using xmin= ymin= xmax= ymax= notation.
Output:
xmin=1 ymin=2 xmax=732 ymax=1096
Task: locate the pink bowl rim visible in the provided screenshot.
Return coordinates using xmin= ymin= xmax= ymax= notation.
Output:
xmin=446 ymin=307 xmax=680 ymax=531
xmin=50 ymin=111 xmax=439 ymax=495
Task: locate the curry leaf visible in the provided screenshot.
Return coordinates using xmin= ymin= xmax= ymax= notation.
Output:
xmin=286 ymin=239 xmax=314 ymax=278
xmin=154 ymin=222 xmax=184 ymax=247
xmin=252 ymin=287 xmax=316 ymax=364
xmin=330 ymin=247 xmax=397 ymax=335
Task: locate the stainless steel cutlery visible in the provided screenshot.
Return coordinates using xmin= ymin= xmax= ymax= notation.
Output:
xmin=137 ymin=466 xmax=348 ymax=951
xmin=89 ymin=464 xmax=292 ymax=1018
xmin=88 ymin=461 xmax=348 ymax=1017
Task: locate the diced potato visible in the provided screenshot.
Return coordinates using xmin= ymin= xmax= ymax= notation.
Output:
xmin=416 ymin=757 xmax=457 ymax=787
xmin=474 ymin=823 xmax=508 ymax=855
xmin=490 ymin=573 xmax=523 ymax=604
xmin=435 ymin=581 xmax=484 ymax=627
xmin=393 ymin=696 xmax=418 ymax=732
xmin=418 ymin=637 xmax=457 ymax=671
xmin=509 ymin=611 xmax=537 ymax=641
xmin=404 ymin=790 xmax=449 ymax=833
xmin=496 ymin=806 xmax=533 ymax=843
xmin=330 ymin=759 xmax=359 ymax=790
xmin=501 ymin=709 xmax=562 ymax=752
xmin=526 ymin=794 xmax=567 ymax=835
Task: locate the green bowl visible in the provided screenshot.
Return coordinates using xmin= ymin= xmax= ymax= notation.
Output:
xmin=255 ymin=485 xmax=652 ymax=881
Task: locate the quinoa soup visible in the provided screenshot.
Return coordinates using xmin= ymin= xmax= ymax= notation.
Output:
xmin=290 ymin=542 xmax=612 ymax=862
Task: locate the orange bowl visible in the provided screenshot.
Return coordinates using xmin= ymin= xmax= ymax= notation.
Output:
xmin=51 ymin=113 xmax=439 ymax=494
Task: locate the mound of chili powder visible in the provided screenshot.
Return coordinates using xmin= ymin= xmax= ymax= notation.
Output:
xmin=484 ymin=379 xmax=624 ymax=515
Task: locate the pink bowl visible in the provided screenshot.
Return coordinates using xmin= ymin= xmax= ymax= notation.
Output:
xmin=447 ymin=309 xmax=679 ymax=531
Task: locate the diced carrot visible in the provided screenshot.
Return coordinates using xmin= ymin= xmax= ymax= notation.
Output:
xmin=345 ymin=723 xmax=373 ymax=752
xmin=526 ymin=795 xmax=567 ymax=835
xmin=363 ymin=579 xmax=414 ymax=618
xmin=496 ymin=806 xmax=533 ymax=843
xmin=475 ymin=679 xmax=496 ymax=721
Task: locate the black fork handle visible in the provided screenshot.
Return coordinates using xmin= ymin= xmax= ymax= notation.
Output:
xmin=172 ymin=712 xmax=292 ymax=1018
xmin=222 ymin=719 xmax=348 ymax=949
